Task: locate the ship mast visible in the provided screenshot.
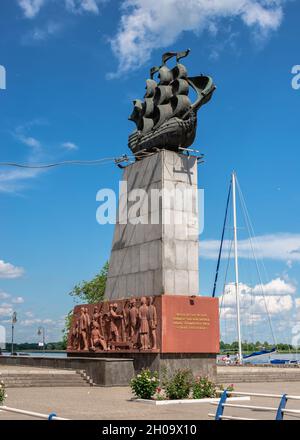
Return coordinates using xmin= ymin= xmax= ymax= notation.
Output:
xmin=232 ymin=171 xmax=243 ymax=365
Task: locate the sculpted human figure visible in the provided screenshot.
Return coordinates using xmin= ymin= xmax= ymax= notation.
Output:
xmin=148 ymin=297 xmax=157 ymax=349
xmin=79 ymin=307 xmax=90 ymax=351
xmin=68 ymin=318 xmax=80 ymax=350
xmin=90 ymin=322 xmax=107 ymax=351
xmin=139 ymin=296 xmax=149 ymax=350
xmin=92 ymin=305 xmax=105 ymax=336
xmin=128 ymin=298 xmax=139 ymax=347
xmin=92 ymin=306 xmax=101 ymax=325
xmin=109 ymin=303 xmax=123 ymax=344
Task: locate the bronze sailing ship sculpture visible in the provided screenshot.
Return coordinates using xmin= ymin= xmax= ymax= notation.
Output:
xmin=128 ymin=49 xmax=216 ymax=156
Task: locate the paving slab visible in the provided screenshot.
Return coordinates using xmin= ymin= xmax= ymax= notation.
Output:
xmin=1 ymin=381 xmax=300 ymax=420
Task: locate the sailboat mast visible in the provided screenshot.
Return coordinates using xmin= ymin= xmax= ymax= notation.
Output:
xmin=232 ymin=171 xmax=243 ymax=364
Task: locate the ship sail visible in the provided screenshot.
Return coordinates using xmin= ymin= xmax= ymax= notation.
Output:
xmin=128 ymin=99 xmax=143 ymax=126
xmin=187 ymin=76 xmax=215 ymax=113
xmin=154 ymin=85 xmax=173 ymax=105
xmin=144 ymin=79 xmax=157 ymax=98
xmin=143 ymin=98 xmax=155 ymax=117
xmin=172 ymin=78 xmax=189 ymax=96
xmin=158 ymin=65 xmax=173 ymax=84
xmin=171 ymin=95 xmax=191 ymax=118
xmin=139 ymin=117 xmax=154 ymax=133
xmin=172 ymin=63 xmax=188 ymax=79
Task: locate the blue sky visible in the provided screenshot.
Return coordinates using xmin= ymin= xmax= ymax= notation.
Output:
xmin=0 ymin=0 xmax=300 ymax=344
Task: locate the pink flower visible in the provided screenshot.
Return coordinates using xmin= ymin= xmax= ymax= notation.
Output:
xmin=156 ymin=387 xmax=161 ymax=393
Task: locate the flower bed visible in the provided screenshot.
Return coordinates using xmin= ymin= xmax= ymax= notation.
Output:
xmin=130 ymin=368 xmax=243 ymax=404
xmin=0 ymin=380 xmax=6 ymax=405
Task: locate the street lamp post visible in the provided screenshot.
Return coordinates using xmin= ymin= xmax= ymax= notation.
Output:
xmin=37 ymin=326 xmax=45 ymax=352
xmin=11 ymin=311 xmax=17 ymax=356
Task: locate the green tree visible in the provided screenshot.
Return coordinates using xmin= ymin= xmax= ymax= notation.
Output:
xmin=69 ymin=261 xmax=109 ymax=304
xmin=61 ymin=261 xmax=109 ymax=348
xmin=62 ymin=310 xmax=74 ymax=349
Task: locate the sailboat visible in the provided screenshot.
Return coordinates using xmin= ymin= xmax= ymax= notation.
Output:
xmin=128 ymin=49 xmax=216 ymax=157
xmin=213 ymin=171 xmax=278 ymax=365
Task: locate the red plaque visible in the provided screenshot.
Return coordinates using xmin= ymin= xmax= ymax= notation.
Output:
xmin=161 ymin=296 xmax=219 ymax=353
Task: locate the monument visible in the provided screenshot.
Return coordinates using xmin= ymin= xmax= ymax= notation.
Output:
xmin=68 ymin=50 xmax=220 ymax=380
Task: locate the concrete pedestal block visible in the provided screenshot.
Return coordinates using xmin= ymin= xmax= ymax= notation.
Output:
xmin=68 ymin=352 xmax=217 ymax=382
xmin=0 ymin=355 xmax=135 ymax=387
xmin=104 ymin=150 xmax=199 ymax=300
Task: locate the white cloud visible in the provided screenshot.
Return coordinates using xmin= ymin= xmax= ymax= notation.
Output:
xmin=65 ymin=0 xmax=102 ymax=14
xmin=1 ymin=123 xmax=46 ymax=193
xmin=0 ymin=168 xmax=43 ymax=193
xmin=200 ymin=233 xmax=300 ymax=263
xmin=18 ymin=0 xmax=46 ymax=18
xmin=220 ymin=278 xmax=296 ymax=323
xmin=0 ymin=292 xmax=11 ymax=300
xmin=0 ymin=260 xmax=24 ymax=279
xmin=109 ymin=0 xmax=284 ymax=76
xmin=12 ymin=296 xmax=25 ymax=304
xmin=0 ymin=306 xmax=13 ymax=317
xmin=23 ymin=21 xmax=63 ymax=43
xmin=62 ymin=141 xmax=78 ymax=150
xmin=20 ymin=318 xmax=42 ymax=326
xmin=18 ymin=0 xmax=105 ymax=17
xmin=251 ymin=277 xmax=296 ymax=295
xmin=20 ymin=318 xmax=57 ymax=326
xmin=42 ymin=318 xmax=55 ymax=324
xmin=16 ymin=133 xmax=41 ymax=149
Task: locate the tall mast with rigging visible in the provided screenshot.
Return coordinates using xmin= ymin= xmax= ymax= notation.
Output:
xmin=232 ymin=171 xmax=243 ymax=364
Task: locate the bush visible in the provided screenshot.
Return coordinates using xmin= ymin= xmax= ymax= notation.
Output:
xmin=192 ymin=376 xmax=217 ymax=399
xmin=130 ymin=369 xmax=159 ymax=399
xmin=0 ymin=381 xmax=6 ymax=405
xmin=163 ymin=369 xmax=193 ymax=400
xmin=219 ymin=383 xmax=235 ymax=397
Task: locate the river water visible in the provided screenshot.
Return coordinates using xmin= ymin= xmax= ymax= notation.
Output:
xmin=218 ymin=352 xmax=300 ymax=364
xmin=2 ymin=352 xmax=300 ymax=364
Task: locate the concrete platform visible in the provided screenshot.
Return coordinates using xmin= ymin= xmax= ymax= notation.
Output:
xmin=217 ymin=365 xmax=300 ymax=383
xmin=0 ymin=356 xmax=134 ymax=386
xmin=0 ymin=365 xmax=90 ymax=387
xmin=1 ymin=381 xmax=300 ymax=420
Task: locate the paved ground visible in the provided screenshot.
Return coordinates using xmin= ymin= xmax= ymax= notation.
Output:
xmin=1 ymin=381 xmax=300 ymax=420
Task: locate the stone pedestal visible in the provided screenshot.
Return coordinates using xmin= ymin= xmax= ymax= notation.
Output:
xmin=104 ymin=150 xmax=199 ymax=299
xmin=68 ymin=150 xmax=220 ymax=381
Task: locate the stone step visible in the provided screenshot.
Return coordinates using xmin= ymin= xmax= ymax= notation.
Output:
xmin=217 ymin=374 xmax=300 ymax=383
xmin=0 ymin=370 xmax=91 ymax=387
xmin=1 ymin=373 xmax=84 ymax=378
xmin=5 ymin=382 xmax=90 ymax=388
xmin=2 ymin=378 xmax=87 ymax=384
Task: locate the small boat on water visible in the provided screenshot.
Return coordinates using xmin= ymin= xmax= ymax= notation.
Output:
xmin=270 ymin=359 xmax=299 ymax=365
xmin=243 ymin=348 xmax=276 ymax=361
